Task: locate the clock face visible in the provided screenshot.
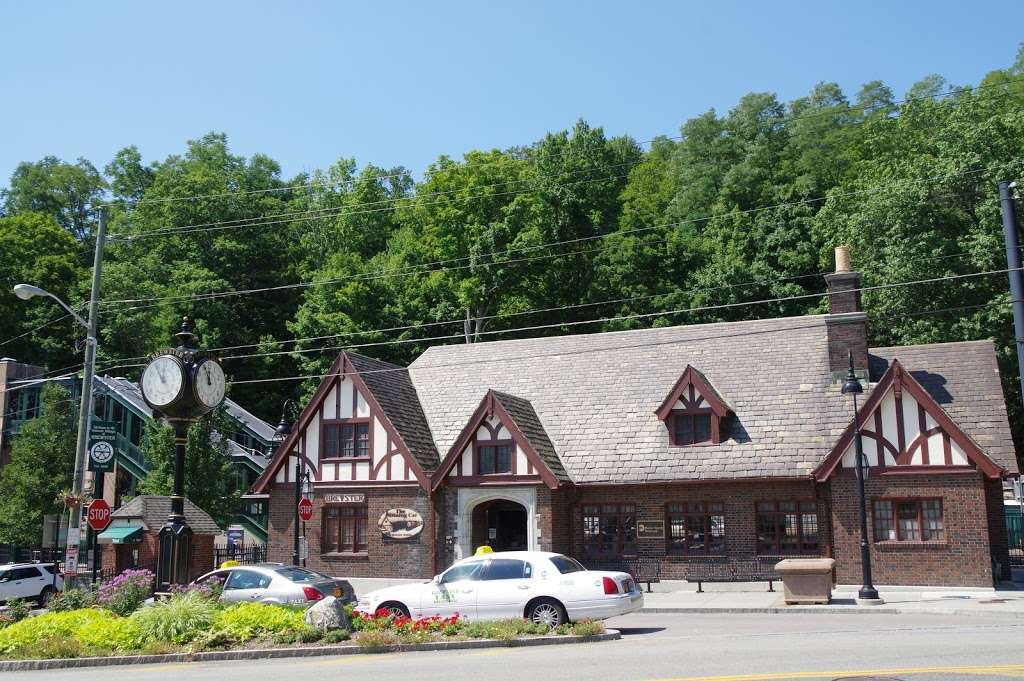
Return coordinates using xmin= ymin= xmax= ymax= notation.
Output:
xmin=194 ymin=359 xmax=226 ymax=408
xmin=141 ymin=355 xmax=185 ymax=408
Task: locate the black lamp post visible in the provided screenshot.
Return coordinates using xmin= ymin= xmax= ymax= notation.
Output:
xmin=841 ymin=350 xmax=880 ymax=602
xmin=270 ymin=401 xmax=305 ymax=567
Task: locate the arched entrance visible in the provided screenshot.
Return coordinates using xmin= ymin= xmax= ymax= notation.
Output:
xmin=471 ymin=499 xmax=528 ymax=552
xmin=455 ymin=487 xmax=537 ymax=561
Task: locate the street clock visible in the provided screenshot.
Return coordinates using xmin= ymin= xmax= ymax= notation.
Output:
xmin=140 ymin=318 xmax=226 ymax=418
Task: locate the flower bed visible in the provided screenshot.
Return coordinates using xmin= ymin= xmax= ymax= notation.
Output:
xmin=0 ymin=569 xmax=604 ymax=661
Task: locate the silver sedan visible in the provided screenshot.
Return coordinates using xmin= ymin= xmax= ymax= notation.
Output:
xmin=193 ymin=564 xmax=355 ymax=606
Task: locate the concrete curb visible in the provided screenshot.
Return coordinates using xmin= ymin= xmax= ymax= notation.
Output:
xmin=0 ymin=630 xmax=621 ymax=672
xmin=641 ymin=606 xmax=1024 ymax=618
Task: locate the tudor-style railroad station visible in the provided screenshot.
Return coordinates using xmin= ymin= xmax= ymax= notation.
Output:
xmin=251 ymin=248 xmax=1017 ymax=588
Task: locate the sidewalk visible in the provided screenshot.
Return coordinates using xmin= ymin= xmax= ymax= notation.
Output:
xmin=639 ymin=581 xmax=1024 ymax=617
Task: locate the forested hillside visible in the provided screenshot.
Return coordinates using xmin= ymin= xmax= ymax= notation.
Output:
xmin=3 ymin=48 xmax=1024 ymax=458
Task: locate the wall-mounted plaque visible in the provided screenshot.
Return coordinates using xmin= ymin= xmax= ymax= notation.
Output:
xmin=324 ymin=493 xmax=366 ymax=504
xmin=378 ymin=508 xmax=424 ymax=539
xmin=636 ymin=519 xmax=664 ymax=540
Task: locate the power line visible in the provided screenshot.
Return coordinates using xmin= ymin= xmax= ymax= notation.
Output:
xmin=93 ymin=266 xmax=1021 ymax=380
xmin=227 ymin=297 xmax=1022 ymax=387
xmin=0 ymin=313 xmax=73 ymax=348
xmin=97 ymin=165 xmax=1000 ymax=310
xmin=100 ymin=73 xmax=1024 ymax=212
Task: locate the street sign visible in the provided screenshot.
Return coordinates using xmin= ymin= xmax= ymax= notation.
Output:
xmin=86 ymin=499 xmax=112 ymax=532
xmin=88 ymin=420 xmax=118 ymax=472
xmin=298 ymin=497 xmax=313 ymax=522
xmin=298 ymin=536 xmax=308 ymax=561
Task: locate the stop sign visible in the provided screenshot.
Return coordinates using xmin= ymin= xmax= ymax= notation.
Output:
xmin=298 ymin=497 xmax=313 ymax=522
xmin=87 ymin=499 xmax=112 ymax=532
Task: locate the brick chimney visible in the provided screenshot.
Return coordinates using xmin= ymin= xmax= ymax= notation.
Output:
xmin=824 ymin=246 xmax=868 ymax=377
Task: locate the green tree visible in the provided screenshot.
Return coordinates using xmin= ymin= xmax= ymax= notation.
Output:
xmin=1 ymin=156 xmax=107 ymax=242
xmin=0 ymin=384 xmax=76 ymax=546
xmin=137 ymin=410 xmax=239 ymax=527
xmin=0 ymin=212 xmax=85 ymax=369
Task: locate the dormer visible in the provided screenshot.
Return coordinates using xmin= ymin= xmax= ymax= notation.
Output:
xmin=655 ymin=365 xmax=733 ymax=446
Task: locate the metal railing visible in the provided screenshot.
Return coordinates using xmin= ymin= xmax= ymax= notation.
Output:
xmin=214 ymin=543 xmax=267 ymax=567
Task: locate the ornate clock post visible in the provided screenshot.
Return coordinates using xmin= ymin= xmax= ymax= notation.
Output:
xmin=140 ymin=318 xmax=226 ymax=591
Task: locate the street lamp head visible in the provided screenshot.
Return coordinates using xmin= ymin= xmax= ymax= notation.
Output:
xmin=13 ymin=284 xmax=48 ymax=301
xmin=273 ymin=399 xmax=295 ymax=442
xmin=840 ymin=349 xmax=863 ymax=395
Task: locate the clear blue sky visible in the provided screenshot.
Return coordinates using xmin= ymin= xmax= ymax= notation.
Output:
xmin=1 ymin=1 xmax=1022 ymax=186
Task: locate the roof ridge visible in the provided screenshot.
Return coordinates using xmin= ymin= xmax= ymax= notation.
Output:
xmin=870 ymin=339 xmax=995 ymax=352
xmin=411 ymin=313 xmax=830 ymax=361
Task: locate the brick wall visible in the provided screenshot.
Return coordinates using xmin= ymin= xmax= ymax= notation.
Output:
xmin=570 ymin=480 xmax=826 ymax=580
xmin=985 ymin=476 xmax=1011 ymax=581
xmin=99 ymin=531 xmax=214 ymax=582
xmin=267 ymin=483 xmax=436 ymax=579
xmin=828 ymin=471 xmax=995 ymax=587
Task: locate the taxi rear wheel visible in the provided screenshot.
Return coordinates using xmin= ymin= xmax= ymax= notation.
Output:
xmin=526 ymin=598 xmax=566 ymax=628
xmin=378 ymin=601 xmax=409 ymax=618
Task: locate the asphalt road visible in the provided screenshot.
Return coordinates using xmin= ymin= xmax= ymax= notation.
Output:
xmin=8 ymin=612 xmax=1024 ymax=681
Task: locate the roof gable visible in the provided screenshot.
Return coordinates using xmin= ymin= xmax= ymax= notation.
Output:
xmin=814 ymin=358 xmax=1005 ymax=480
xmin=431 ymin=390 xmax=564 ymax=490
xmin=654 ymin=365 xmax=733 ymax=420
xmin=252 ymin=351 xmax=436 ymax=493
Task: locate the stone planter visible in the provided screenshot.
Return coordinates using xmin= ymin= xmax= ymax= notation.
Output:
xmin=774 ymin=558 xmax=836 ymax=605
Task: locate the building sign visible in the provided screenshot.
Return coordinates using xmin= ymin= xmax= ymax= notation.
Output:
xmin=88 ymin=420 xmax=118 ymax=472
xmin=226 ymin=528 xmax=244 ymax=551
xmin=378 ymin=508 xmax=424 ymax=539
xmin=636 ymin=519 xmax=664 ymax=540
xmin=324 ymin=493 xmax=366 ymax=504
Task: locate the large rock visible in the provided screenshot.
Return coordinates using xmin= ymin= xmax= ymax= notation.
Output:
xmin=304 ymin=596 xmax=351 ymax=631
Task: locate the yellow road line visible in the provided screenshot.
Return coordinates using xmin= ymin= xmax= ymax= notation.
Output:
xmin=645 ymin=663 xmax=1024 ymax=681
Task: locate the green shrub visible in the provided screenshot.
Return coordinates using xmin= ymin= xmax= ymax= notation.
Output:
xmin=51 ymin=588 xmax=97 ymax=612
xmin=0 ymin=609 xmax=142 ymax=657
xmin=74 ymin=615 xmax=143 ymax=651
xmin=297 ymin=626 xmax=323 ymax=644
xmin=323 ymin=628 xmax=350 ymax=644
xmin=139 ymin=640 xmax=178 ymax=656
xmin=130 ymin=592 xmax=216 ymax=644
xmin=554 ymin=623 xmax=572 ymax=635
xmin=569 ymin=620 xmax=605 ymax=637
xmin=5 ymin=599 xmax=30 ymax=623
xmin=461 ymin=618 xmax=548 ymax=640
xmin=0 ymin=615 xmax=14 ymax=630
xmin=353 ymin=630 xmax=400 ymax=650
xmin=214 ymin=602 xmax=306 ymax=642
xmin=10 ymin=636 xmax=85 ymax=659
xmin=189 ymin=628 xmax=235 ymax=651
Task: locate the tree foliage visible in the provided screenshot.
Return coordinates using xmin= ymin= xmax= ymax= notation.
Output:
xmin=0 ymin=384 xmax=76 ymax=545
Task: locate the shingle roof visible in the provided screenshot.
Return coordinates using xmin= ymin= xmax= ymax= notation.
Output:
xmin=491 ymin=391 xmax=569 ymax=482
xmin=409 ymin=315 xmax=854 ymax=483
xmin=405 ymin=317 xmax=1018 ymax=483
xmin=869 ymin=340 xmax=1018 ymax=474
xmin=111 ymin=495 xmax=221 ymax=534
xmin=346 ymin=352 xmax=440 ymax=472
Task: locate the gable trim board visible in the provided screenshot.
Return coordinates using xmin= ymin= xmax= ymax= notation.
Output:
xmin=813 ymin=358 xmax=1004 ymax=481
xmin=252 ymin=352 xmax=432 ymax=493
xmin=654 ymin=365 xmax=733 ymax=420
xmin=431 ymin=390 xmax=561 ymax=491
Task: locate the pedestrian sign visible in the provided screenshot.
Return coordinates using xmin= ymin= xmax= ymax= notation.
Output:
xmin=88 ymin=420 xmax=118 ymax=472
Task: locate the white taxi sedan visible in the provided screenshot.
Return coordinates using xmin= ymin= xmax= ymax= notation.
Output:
xmin=354 ymin=551 xmax=642 ymax=627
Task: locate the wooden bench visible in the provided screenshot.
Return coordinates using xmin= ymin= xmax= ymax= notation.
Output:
xmin=584 ymin=557 xmax=662 ymax=592
xmin=684 ymin=559 xmax=778 ymax=593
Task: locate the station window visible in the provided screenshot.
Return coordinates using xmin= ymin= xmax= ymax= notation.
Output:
xmin=873 ymin=499 xmax=944 ymax=542
xmin=666 ymin=502 xmax=725 ymax=554
xmin=755 ymin=500 xmax=819 ymax=555
xmin=323 ymin=421 xmax=370 ymax=458
xmin=322 ymin=504 xmax=368 ymax=554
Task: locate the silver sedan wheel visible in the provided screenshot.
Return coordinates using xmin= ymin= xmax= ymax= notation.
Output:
xmin=529 ymin=602 xmax=563 ymax=628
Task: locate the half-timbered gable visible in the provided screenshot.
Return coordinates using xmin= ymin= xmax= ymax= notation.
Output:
xmin=814 ymin=358 xmax=1005 ymax=480
xmin=654 ymin=365 xmax=733 ymax=446
xmin=251 ymin=352 xmax=438 ymax=493
xmin=432 ymin=390 xmax=565 ymax=490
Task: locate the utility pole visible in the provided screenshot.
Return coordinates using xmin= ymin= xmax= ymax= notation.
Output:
xmin=66 ymin=206 xmax=107 ymax=584
xmin=999 ymin=180 xmax=1024 ymax=404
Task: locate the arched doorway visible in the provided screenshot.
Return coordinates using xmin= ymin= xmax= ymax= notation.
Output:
xmin=471 ymin=499 xmax=528 ymax=553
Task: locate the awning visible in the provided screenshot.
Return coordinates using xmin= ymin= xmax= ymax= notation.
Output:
xmin=97 ymin=526 xmax=143 ymax=544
